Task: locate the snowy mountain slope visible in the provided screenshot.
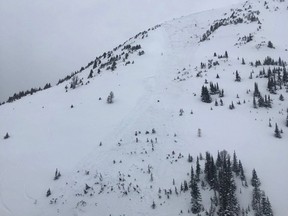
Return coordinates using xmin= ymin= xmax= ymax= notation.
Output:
xmin=0 ymin=0 xmax=244 ymax=102
xmin=0 ymin=0 xmax=288 ymax=215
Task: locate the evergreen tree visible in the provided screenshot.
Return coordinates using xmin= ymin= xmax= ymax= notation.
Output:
xmin=235 ymin=70 xmax=241 ymax=81
xmin=88 ymin=69 xmax=94 ymax=79
xmin=229 ymin=101 xmax=235 ymax=110
xmin=190 ymin=166 xmax=195 ymax=188
xmin=201 ymin=86 xmax=212 ymax=103
xmin=227 ymin=158 xmax=239 ymax=215
xmin=258 ymin=96 xmax=265 ymax=107
xmin=188 ymin=154 xmax=193 ymax=163
xmin=196 ymin=157 xmax=201 ymax=182
xmin=216 ymin=151 xmax=222 ymax=168
xmin=70 ymin=75 xmax=80 ymax=89
xmin=151 ymin=200 xmax=156 ymax=209
xmin=238 ymin=160 xmax=247 ymax=186
xmin=46 ymin=188 xmax=51 ymax=197
xmin=205 ymin=154 xmax=218 ymax=190
xmin=262 ymin=197 xmax=273 ymax=216
xmin=180 ymin=183 xmax=184 ymax=192
xmin=267 ymin=78 xmax=274 ymax=93
xmin=267 ymin=95 xmax=272 ymax=108
xmin=232 ymin=151 xmax=239 ymax=176
xmin=220 ymin=98 xmax=224 ymax=106
xmin=253 ymin=96 xmax=258 ymax=108
xmin=54 ymin=168 xmax=61 ymax=180
xmin=107 ymin=91 xmax=114 ymax=104
xmin=93 ymin=59 xmax=98 ymax=69
xmin=210 ymin=157 xmax=217 ymax=190
xmin=184 ymin=180 xmax=189 ymax=192
xmin=204 ymin=152 xmax=211 ymax=174
xmin=111 ymin=61 xmax=117 ymax=71
xmin=251 ymin=168 xmax=274 ymax=216
xmin=43 ymin=83 xmax=51 ymax=89
xmin=254 ymin=82 xmax=261 ymax=97
xmin=150 ymin=173 xmax=153 ymax=181
xmin=274 ymin=123 xmax=281 ymax=138
xmin=198 ymin=128 xmax=202 ymax=137
xmin=269 ymin=120 xmax=272 ymax=127
xmin=251 ymin=169 xmax=261 ymax=188
xmin=267 ymin=41 xmax=274 ymax=48
xmin=218 ymin=155 xmax=239 ymax=216
xmin=252 ymin=185 xmax=262 ymax=215
xmin=219 ymin=89 xmax=224 ymax=98
xmin=191 ymin=180 xmax=202 ymax=214
xmin=283 ymin=67 xmax=288 ymax=83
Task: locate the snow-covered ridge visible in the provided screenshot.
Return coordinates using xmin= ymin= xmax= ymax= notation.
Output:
xmin=0 ymin=0 xmax=288 ymax=215
xmin=1 ymin=24 xmax=161 ymax=105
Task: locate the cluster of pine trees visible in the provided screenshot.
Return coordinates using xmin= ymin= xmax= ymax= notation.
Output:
xmin=237 ymin=33 xmax=253 ymax=45
xmin=251 ymin=169 xmax=273 ymax=215
xmin=56 ymin=25 xmax=163 ymax=92
xmin=214 ymin=51 xmax=228 ymax=59
xmin=209 ymin=82 xmax=220 ymax=95
xmin=253 ymin=57 xmax=287 ymax=68
xmin=180 ymin=151 xmax=273 ymax=215
xmin=201 ymin=86 xmax=212 ymax=103
xmin=205 ymin=151 xmax=243 ymax=215
xmin=70 ymin=75 xmax=83 ymax=89
xmin=253 ymin=83 xmax=272 ymax=108
xmin=3 ymin=82 xmax=52 ymax=104
xmin=201 ymin=83 xmax=224 ymax=103
xmin=200 ymin=8 xmax=259 ymax=42
xmin=263 ymin=57 xmax=286 ymax=67
xmin=255 ymin=64 xmax=288 ymax=94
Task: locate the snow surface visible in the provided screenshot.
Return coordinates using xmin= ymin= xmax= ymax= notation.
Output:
xmin=0 ymin=0 xmax=288 ymax=215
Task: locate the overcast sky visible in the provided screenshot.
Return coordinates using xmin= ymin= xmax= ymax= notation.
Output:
xmin=0 ymin=0 xmax=241 ymax=101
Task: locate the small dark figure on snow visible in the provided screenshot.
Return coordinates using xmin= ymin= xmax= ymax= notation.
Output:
xmin=4 ymin=133 xmax=10 ymax=139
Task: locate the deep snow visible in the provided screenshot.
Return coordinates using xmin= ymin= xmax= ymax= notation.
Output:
xmin=0 ymin=0 xmax=288 ymax=215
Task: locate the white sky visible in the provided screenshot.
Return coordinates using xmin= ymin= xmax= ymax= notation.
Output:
xmin=0 ymin=0 xmax=241 ymax=101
